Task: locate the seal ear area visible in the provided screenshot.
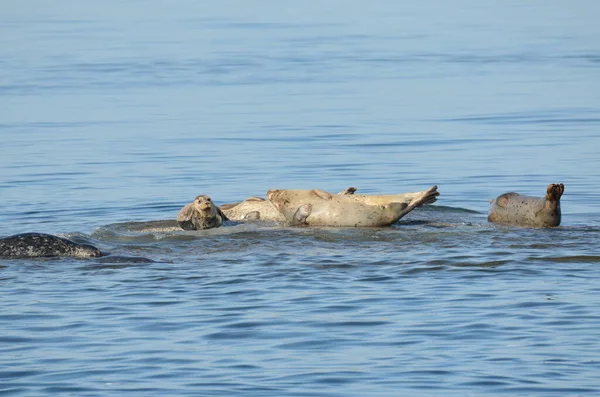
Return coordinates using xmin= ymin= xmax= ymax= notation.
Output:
xmin=311 ymin=189 xmax=333 ymax=200
xmin=292 ymin=204 xmax=313 ymax=225
xmin=546 ymin=183 xmax=564 ymax=201
xmin=194 ymin=194 xmax=210 ymax=202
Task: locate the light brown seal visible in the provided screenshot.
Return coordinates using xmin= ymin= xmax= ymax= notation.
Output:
xmin=342 ymin=188 xmax=439 ymax=207
xmin=488 ymin=183 xmax=564 ymax=227
xmin=220 ymin=187 xmax=358 ymax=222
xmin=177 ymin=195 xmax=228 ymax=230
xmin=267 ymin=185 xmax=439 ymax=227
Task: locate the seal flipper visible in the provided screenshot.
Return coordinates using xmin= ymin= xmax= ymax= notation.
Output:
xmin=177 ymin=204 xmax=197 ymax=230
xmin=217 ymin=206 xmax=229 ymax=222
xmin=546 ymin=183 xmax=564 ymax=201
xmin=292 ymin=204 xmax=312 ymax=225
xmin=408 ymin=185 xmax=439 ymax=209
xmin=243 ymin=211 xmax=261 ymax=221
xmin=312 ymin=189 xmax=333 ymax=200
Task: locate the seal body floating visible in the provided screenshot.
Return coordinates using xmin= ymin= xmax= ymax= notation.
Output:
xmin=342 ymin=188 xmax=439 ymax=207
xmin=488 ymin=183 xmax=564 ymax=227
xmin=177 ymin=195 xmax=228 ymax=230
xmin=267 ymin=185 xmax=439 ymax=227
xmin=221 ymin=187 xmax=358 ymax=222
xmin=0 ymin=233 xmax=103 ymax=258
xmin=220 ymin=197 xmax=281 ymax=221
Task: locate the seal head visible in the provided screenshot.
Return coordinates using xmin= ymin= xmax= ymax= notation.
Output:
xmin=177 ymin=195 xmax=228 ymax=230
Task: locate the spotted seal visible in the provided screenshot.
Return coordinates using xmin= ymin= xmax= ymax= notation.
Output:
xmin=177 ymin=195 xmax=228 ymax=230
xmin=220 ymin=187 xmax=357 ymax=222
xmin=0 ymin=233 xmax=103 ymax=258
xmin=267 ymin=185 xmax=439 ymax=227
xmin=488 ymin=183 xmax=564 ymax=227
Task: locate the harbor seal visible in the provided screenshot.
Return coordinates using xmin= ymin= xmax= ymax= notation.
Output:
xmin=220 ymin=196 xmax=280 ymax=221
xmin=0 ymin=233 xmax=103 ymax=258
xmin=177 ymin=195 xmax=228 ymax=230
xmin=342 ymin=188 xmax=439 ymax=207
xmin=488 ymin=183 xmax=564 ymax=227
xmin=220 ymin=187 xmax=358 ymax=222
xmin=267 ymin=185 xmax=439 ymax=227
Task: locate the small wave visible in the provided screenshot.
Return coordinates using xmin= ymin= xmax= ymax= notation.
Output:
xmin=530 ymin=255 xmax=600 ymax=264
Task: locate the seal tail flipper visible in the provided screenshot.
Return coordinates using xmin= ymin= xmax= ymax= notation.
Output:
xmin=408 ymin=185 xmax=439 ymax=208
xmin=292 ymin=204 xmax=312 ymax=225
xmin=338 ymin=187 xmax=357 ymax=195
xmin=546 ymin=183 xmax=564 ymax=201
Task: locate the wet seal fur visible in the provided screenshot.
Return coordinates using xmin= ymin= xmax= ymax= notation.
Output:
xmin=177 ymin=195 xmax=228 ymax=230
xmin=221 ymin=187 xmax=357 ymax=222
xmin=488 ymin=183 xmax=564 ymax=227
xmin=341 ymin=188 xmax=439 ymax=207
xmin=267 ymin=185 xmax=439 ymax=227
xmin=0 ymin=233 xmax=103 ymax=258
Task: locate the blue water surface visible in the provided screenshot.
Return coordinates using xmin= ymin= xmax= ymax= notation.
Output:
xmin=1 ymin=1 xmax=600 ymax=396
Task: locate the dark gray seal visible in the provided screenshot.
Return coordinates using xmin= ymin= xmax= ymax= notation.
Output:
xmin=177 ymin=195 xmax=229 ymax=230
xmin=488 ymin=183 xmax=564 ymax=227
xmin=0 ymin=233 xmax=103 ymax=258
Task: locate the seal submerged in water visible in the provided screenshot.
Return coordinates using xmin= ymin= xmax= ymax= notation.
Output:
xmin=0 ymin=233 xmax=103 ymax=258
xmin=267 ymin=185 xmax=439 ymax=227
xmin=220 ymin=187 xmax=358 ymax=222
xmin=177 ymin=195 xmax=229 ymax=230
xmin=488 ymin=183 xmax=564 ymax=227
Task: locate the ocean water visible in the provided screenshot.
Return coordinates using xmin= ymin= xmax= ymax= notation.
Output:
xmin=1 ymin=1 xmax=600 ymax=396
